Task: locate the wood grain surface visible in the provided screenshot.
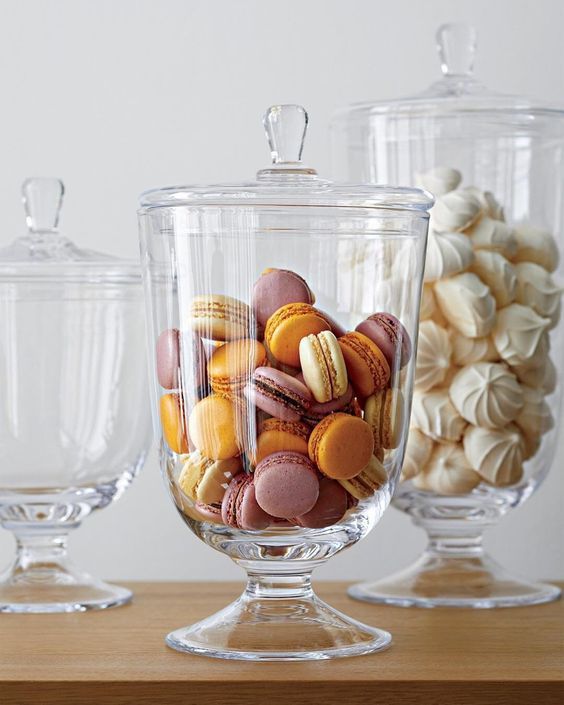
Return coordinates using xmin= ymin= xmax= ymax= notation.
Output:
xmin=0 ymin=581 xmax=562 ymax=705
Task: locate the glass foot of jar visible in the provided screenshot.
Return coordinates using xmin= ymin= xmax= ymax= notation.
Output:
xmin=166 ymin=573 xmax=391 ymax=661
xmin=348 ymin=550 xmax=562 ymax=609
xmin=0 ymin=530 xmax=131 ymax=613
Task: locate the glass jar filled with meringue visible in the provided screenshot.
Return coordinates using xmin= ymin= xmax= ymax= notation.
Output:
xmin=331 ymin=23 xmax=564 ymax=607
xmin=139 ymin=105 xmax=432 ymax=659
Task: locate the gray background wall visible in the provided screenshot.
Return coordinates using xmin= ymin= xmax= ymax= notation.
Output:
xmin=0 ymin=0 xmax=562 ymax=583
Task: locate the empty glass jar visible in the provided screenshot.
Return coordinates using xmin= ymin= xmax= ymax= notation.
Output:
xmin=332 ymin=23 xmax=564 ymax=607
xmin=0 ymin=178 xmax=152 ymax=612
xmin=139 ymin=104 xmax=432 ymax=659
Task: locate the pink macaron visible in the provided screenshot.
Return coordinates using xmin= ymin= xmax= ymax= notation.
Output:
xmin=355 ymin=313 xmax=412 ymax=370
xmin=252 ymin=269 xmax=315 ymax=328
xmin=295 ymin=477 xmax=348 ymax=529
xmin=254 ymin=451 xmax=320 ymax=519
xmin=221 ymin=473 xmax=272 ymax=530
xmin=156 ymin=328 xmax=207 ymax=391
xmin=244 ymin=367 xmax=312 ymax=422
xmin=297 ymin=377 xmax=355 ymax=427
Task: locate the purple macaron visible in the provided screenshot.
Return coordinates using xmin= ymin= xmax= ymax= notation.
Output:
xmin=355 ymin=313 xmax=412 ymax=370
xmin=221 ymin=474 xmax=272 ymax=530
xmin=156 ymin=328 xmax=207 ymax=391
xmin=295 ymin=477 xmax=348 ymax=529
xmin=244 ymin=367 xmax=312 ymax=422
xmin=252 ymin=269 xmax=315 ymax=328
xmin=297 ymin=377 xmax=355 ymax=426
xmin=254 ymin=451 xmax=319 ymax=519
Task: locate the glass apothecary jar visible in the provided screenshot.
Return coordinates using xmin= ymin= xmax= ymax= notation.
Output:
xmin=332 ymin=23 xmax=564 ymax=607
xmin=0 ymin=178 xmax=152 ymax=612
xmin=139 ymin=104 xmax=432 ymax=659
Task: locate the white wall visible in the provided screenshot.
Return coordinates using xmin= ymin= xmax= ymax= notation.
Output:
xmin=0 ymin=0 xmax=562 ymax=584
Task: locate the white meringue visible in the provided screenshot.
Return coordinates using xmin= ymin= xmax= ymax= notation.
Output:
xmin=415 ymin=442 xmax=481 ymax=495
xmin=492 ymin=303 xmax=551 ymax=366
xmin=411 ymin=389 xmax=467 ymax=442
xmin=449 ymin=362 xmax=523 ymax=429
xmin=512 ymin=224 xmax=560 ymax=272
xmin=416 ymin=167 xmax=462 ymax=197
xmin=424 ymin=229 xmax=475 ymax=282
xmin=434 ymin=273 xmax=496 ymax=338
xmin=463 ymin=424 xmax=524 ymax=487
xmin=469 ymin=250 xmax=517 ymax=308
xmin=431 ymin=191 xmax=482 ymax=233
xmin=513 ymin=355 xmax=557 ymax=395
xmin=460 ymin=187 xmax=504 ymax=221
xmin=420 ymin=283 xmax=438 ymax=321
xmin=466 ymin=217 xmax=517 ymax=258
xmin=514 ymin=261 xmax=562 ymax=328
xmin=415 ymin=320 xmax=452 ymax=391
xmin=450 ymin=331 xmax=499 ymax=366
xmin=401 ymin=428 xmax=434 ymax=481
xmin=515 ymin=385 xmax=554 ymax=439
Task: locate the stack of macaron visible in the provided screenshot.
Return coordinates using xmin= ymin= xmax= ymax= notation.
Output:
xmin=402 ymin=166 xmax=562 ymax=495
xmin=157 ymin=267 xmax=410 ymax=530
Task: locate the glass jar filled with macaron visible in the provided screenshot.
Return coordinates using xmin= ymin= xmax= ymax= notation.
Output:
xmin=332 ymin=23 xmax=564 ymax=608
xmin=139 ymin=104 xmax=433 ymax=660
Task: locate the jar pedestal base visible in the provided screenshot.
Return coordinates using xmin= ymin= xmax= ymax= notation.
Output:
xmin=348 ymin=550 xmax=561 ymax=609
xmin=166 ymin=571 xmax=391 ymax=661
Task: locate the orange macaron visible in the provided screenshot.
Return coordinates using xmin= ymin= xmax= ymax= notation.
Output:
xmin=308 ymin=412 xmax=374 ymax=480
xmin=160 ymin=393 xmax=189 ymax=454
xmin=253 ymin=418 xmax=311 ymax=465
xmin=208 ymin=338 xmax=267 ymax=396
xmin=338 ymin=331 xmax=390 ymax=398
xmin=265 ymin=303 xmax=330 ymax=367
xmin=188 ymin=395 xmax=247 ymax=459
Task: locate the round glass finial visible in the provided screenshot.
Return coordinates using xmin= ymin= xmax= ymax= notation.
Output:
xmin=436 ymin=23 xmax=477 ymax=77
xmin=22 ymin=177 xmax=65 ymax=233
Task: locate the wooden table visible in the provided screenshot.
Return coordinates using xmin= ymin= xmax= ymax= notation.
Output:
xmin=1 ymin=581 xmax=562 ymax=705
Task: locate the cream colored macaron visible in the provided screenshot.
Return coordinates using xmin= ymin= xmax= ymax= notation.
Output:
xmin=299 ymin=330 xmax=348 ymax=403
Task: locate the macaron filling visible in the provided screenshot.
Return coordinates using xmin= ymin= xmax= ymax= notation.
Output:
xmin=252 ymin=375 xmax=310 ymax=415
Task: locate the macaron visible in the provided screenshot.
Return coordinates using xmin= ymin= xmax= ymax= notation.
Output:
xmin=191 ymin=502 xmax=224 ymax=524
xmin=308 ymin=413 xmax=374 ymax=480
xmin=254 ymin=418 xmax=311 ymax=465
xmin=252 ymin=268 xmax=315 ymax=328
xmin=190 ymin=294 xmax=253 ymax=341
xmin=221 ymin=473 xmax=272 ymax=530
xmin=156 ymin=328 xmax=181 ymax=389
xmin=337 ymin=455 xmax=387 ymax=500
xmin=160 ymin=393 xmax=189 ymax=454
xmin=299 ymin=330 xmax=348 ymax=403
xmin=338 ymin=331 xmax=390 ymax=398
xmin=265 ymin=303 xmax=330 ymax=367
xmin=364 ymin=388 xmax=405 ymax=452
xmin=300 ymin=383 xmax=355 ymax=427
xmin=254 ymin=451 xmax=320 ymax=519
xmin=245 ymin=367 xmax=312 ymax=422
xmin=188 ymin=395 xmax=246 ymax=459
xmin=178 ymin=451 xmax=242 ymax=504
xmin=208 ymin=338 xmax=267 ymax=396
xmin=294 ymin=477 xmax=348 ymax=529
xmin=355 ymin=313 xmax=412 ymax=370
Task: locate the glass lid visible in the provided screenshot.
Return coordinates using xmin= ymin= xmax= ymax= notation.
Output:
xmin=333 ymin=23 xmax=564 ymax=133
xmin=139 ymin=104 xmax=433 ymax=212
xmin=0 ymin=177 xmax=140 ymax=283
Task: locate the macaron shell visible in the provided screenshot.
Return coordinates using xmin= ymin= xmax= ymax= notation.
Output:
xmin=337 ymin=455 xmax=387 ymax=499
xmin=254 ymin=451 xmax=319 ymax=518
xmin=355 ymin=313 xmax=412 ymax=370
xmin=181 ymin=501 xmax=224 ymax=524
xmin=160 ymin=393 xmax=189 ymax=454
xmin=299 ymin=334 xmax=332 ymax=403
xmin=265 ymin=303 xmax=330 ymax=367
xmin=188 ymin=395 xmax=246 ymax=459
xmin=252 ymin=269 xmax=315 ymax=328
xmin=308 ymin=413 xmax=374 ymax=480
xmin=338 ymin=331 xmax=390 ymax=398
xmin=221 ymin=473 xmax=247 ymax=527
xmin=208 ymin=338 xmax=267 ymax=395
xmin=255 ymin=419 xmax=310 ymax=464
xmin=364 ymin=388 xmax=405 ymax=450
xmin=319 ymin=330 xmax=348 ymax=398
xmin=190 ymin=294 xmax=252 ymax=341
xmin=245 ymin=367 xmax=312 ymax=422
xmin=295 ymin=478 xmax=348 ymax=529
xmin=156 ymin=328 xmax=180 ymax=389
xmin=237 ymin=479 xmax=272 ymax=530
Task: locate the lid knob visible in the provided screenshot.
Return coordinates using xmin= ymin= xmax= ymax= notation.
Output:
xmin=258 ymin=105 xmax=317 ymax=178
xmin=436 ymin=23 xmax=477 ymax=77
xmin=22 ymin=177 xmax=64 ymax=234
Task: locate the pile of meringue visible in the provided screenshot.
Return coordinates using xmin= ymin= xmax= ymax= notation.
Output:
xmin=402 ymin=167 xmax=562 ymax=495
